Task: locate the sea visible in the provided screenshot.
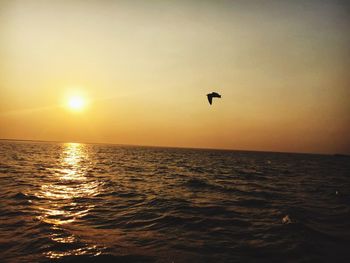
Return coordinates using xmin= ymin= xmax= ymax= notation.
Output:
xmin=0 ymin=140 xmax=349 ymax=263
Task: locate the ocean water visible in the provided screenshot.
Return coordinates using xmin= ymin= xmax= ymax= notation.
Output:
xmin=0 ymin=141 xmax=349 ymax=263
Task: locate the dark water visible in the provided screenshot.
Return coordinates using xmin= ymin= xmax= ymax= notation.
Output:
xmin=1 ymin=141 xmax=350 ymax=263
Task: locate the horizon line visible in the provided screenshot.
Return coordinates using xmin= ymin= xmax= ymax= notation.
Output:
xmin=0 ymin=137 xmax=338 ymax=156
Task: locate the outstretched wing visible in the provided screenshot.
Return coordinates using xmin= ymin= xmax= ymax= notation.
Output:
xmin=212 ymin=92 xmax=221 ymax=98
xmin=207 ymin=94 xmax=213 ymax=105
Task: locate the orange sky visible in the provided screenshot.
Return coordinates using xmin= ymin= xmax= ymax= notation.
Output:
xmin=1 ymin=0 xmax=349 ymax=154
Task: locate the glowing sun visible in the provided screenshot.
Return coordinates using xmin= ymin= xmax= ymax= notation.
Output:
xmin=68 ymin=96 xmax=85 ymax=111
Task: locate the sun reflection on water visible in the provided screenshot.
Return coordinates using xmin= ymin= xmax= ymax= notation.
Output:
xmin=37 ymin=143 xmax=100 ymax=201
xmin=34 ymin=143 xmax=103 ymax=258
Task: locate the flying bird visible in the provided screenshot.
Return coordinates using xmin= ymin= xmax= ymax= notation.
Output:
xmin=207 ymin=92 xmax=221 ymax=105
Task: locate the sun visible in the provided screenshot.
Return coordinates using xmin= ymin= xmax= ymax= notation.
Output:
xmin=68 ymin=96 xmax=85 ymax=111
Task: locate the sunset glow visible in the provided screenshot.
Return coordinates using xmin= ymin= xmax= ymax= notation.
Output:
xmin=0 ymin=0 xmax=349 ymax=154
xmin=68 ymin=96 xmax=85 ymax=111
xmin=2 ymin=2 xmax=350 ymax=263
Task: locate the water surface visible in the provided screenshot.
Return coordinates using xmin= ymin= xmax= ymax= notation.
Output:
xmin=1 ymin=141 xmax=349 ymax=262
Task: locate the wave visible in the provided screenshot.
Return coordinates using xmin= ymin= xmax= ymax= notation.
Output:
xmin=1 ymin=141 xmax=350 ymax=263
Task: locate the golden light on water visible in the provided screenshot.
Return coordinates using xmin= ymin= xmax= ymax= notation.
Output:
xmin=60 ymin=142 xmax=89 ymax=182
xmin=34 ymin=143 xmax=103 ymax=258
xmin=37 ymin=143 xmax=99 ymax=200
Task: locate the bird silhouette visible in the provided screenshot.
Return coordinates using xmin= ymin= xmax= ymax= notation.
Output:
xmin=207 ymin=92 xmax=221 ymax=105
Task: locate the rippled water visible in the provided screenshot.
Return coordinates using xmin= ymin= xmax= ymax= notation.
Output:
xmin=0 ymin=141 xmax=349 ymax=262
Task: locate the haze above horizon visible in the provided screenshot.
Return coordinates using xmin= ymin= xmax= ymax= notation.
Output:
xmin=1 ymin=0 xmax=349 ymax=154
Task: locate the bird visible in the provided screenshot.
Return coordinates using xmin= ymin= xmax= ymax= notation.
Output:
xmin=207 ymin=92 xmax=221 ymax=105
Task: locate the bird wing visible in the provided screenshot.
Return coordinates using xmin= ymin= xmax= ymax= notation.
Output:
xmin=212 ymin=92 xmax=221 ymax=98
xmin=207 ymin=94 xmax=212 ymax=105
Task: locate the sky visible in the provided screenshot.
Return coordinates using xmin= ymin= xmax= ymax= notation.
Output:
xmin=0 ymin=0 xmax=349 ymax=154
